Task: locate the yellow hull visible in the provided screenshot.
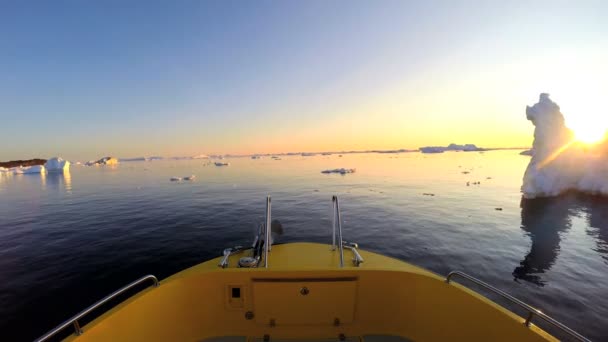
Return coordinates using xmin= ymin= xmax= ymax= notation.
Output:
xmin=64 ymin=243 xmax=555 ymax=342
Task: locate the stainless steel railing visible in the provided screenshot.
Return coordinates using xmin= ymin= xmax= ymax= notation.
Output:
xmin=35 ymin=275 xmax=159 ymax=342
xmin=264 ymin=195 xmax=271 ymax=268
xmin=332 ymin=195 xmax=345 ymax=267
xmin=446 ymin=271 xmax=590 ymax=342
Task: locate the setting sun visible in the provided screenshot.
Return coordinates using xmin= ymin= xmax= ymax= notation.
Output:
xmin=572 ymin=124 xmax=607 ymax=144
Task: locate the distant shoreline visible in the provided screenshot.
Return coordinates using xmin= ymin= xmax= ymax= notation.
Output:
xmin=0 ymin=159 xmax=46 ymax=168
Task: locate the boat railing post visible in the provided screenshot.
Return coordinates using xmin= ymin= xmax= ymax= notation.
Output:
xmin=332 ymin=196 xmax=337 ymax=250
xmin=333 ymin=195 xmax=345 ymax=268
xmin=264 ymin=195 xmax=271 ymax=268
xmin=73 ymin=320 xmax=82 ymax=335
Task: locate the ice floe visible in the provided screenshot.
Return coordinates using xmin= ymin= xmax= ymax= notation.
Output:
xmin=522 ymin=93 xmax=608 ymax=198
xmin=45 ymin=157 xmax=70 ymax=172
xmin=321 ymin=168 xmax=356 ymax=174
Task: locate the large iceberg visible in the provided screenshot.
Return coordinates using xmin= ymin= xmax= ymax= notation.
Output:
xmin=45 ymin=157 xmax=70 ymax=172
xmin=522 ymin=93 xmax=608 ymax=198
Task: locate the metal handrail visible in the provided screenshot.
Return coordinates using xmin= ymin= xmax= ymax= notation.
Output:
xmin=264 ymin=195 xmax=271 ymax=268
xmin=332 ymin=195 xmax=345 ymax=267
xmin=35 ymin=275 xmax=159 ymax=342
xmin=446 ymin=271 xmax=590 ymax=342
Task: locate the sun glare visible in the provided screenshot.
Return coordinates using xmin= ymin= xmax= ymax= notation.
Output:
xmin=570 ymin=122 xmax=606 ymax=144
xmin=572 ymin=123 xmax=606 ymax=144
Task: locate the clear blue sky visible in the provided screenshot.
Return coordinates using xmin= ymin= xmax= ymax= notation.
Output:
xmin=1 ymin=1 xmax=606 ymax=161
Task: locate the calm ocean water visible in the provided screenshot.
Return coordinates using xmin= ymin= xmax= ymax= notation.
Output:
xmin=0 ymin=151 xmax=606 ymax=341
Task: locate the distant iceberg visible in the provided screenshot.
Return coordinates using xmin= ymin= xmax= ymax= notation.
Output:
xmin=13 ymin=165 xmax=46 ymax=174
xmin=251 ymin=155 xmax=261 ymax=159
xmin=522 ymin=93 xmax=608 ymax=198
xmin=321 ymin=168 xmax=356 ymax=175
xmin=419 ymin=146 xmax=446 ymax=154
xmin=86 ymin=157 xmax=119 ymax=166
xmin=419 ymin=144 xmax=484 ymax=154
xmin=302 ymin=153 xmax=317 ymax=157
xmin=192 ymin=154 xmax=209 ymax=159
xmin=45 ymin=157 xmax=70 ymax=172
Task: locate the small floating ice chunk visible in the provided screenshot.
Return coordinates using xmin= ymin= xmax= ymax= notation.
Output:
xmin=170 ymin=177 xmax=182 ymax=181
xmin=302 ymin=153 xmax=316 ymax=157
xmin=45 ymin=157 xmax=70 ymax=172
xmin=321 ymin=168 xmax=356 ymax=175
xmin=183 ymin=175 xmax=196 ymax=181
xmin=214 ymin=162 xmax=230 ymax=166
xmin=251 ymin=155 xmax=260 ymax=159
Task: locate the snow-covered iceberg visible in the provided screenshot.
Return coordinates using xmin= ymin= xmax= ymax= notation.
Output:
xmin=522 ymin=93 xmax=608 ymax=198
xmin=321 ymin=168 xmax=356 ymax=175
xmin=45 ymin=157 xmax=70 ymax=172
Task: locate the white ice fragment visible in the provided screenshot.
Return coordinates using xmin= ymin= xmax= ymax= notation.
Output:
xmin=170 ymin=177 xmax=182 ymax=181
xmin=45 ymin=157 xmax=70 ymax=172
